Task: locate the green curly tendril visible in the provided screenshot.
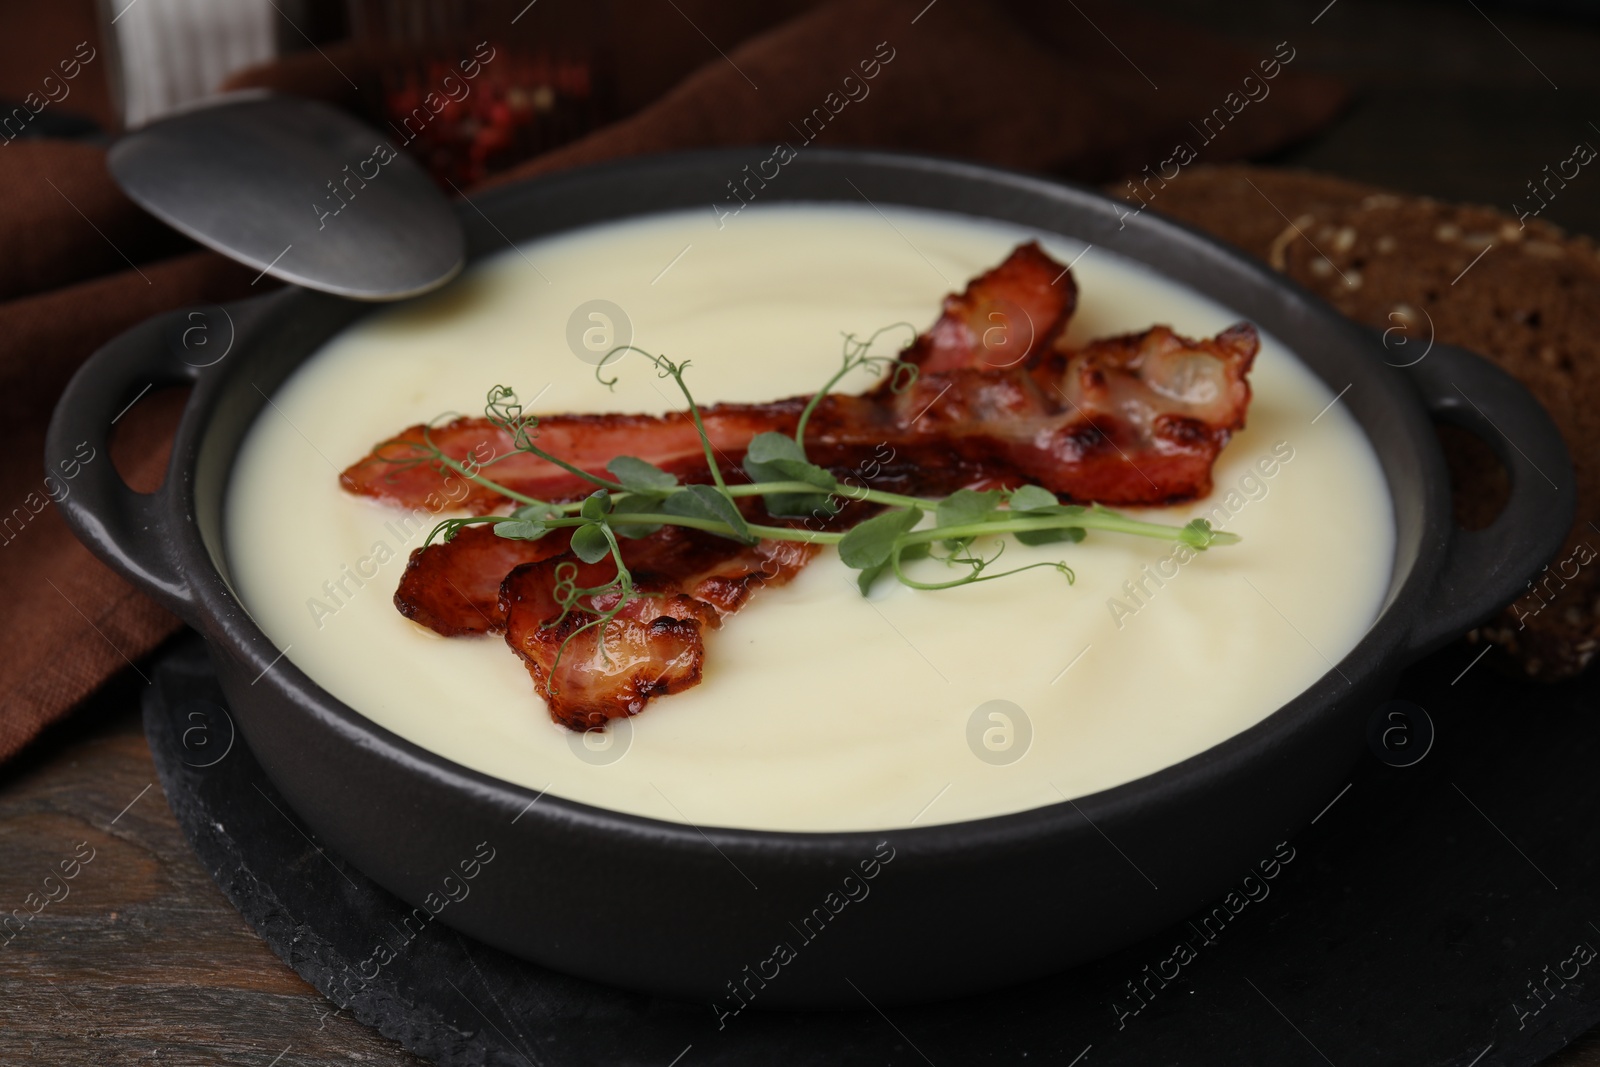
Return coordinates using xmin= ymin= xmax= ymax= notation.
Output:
xmin=373 ymin=330 xmax=1239 ymax=680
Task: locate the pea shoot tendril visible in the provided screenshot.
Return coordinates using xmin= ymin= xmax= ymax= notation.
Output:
xmin=386 ymin=332 xmax=1239 ymax=672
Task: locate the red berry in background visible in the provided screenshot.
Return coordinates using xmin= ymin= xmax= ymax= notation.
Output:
xmin=380 ymin=43 xmax=603 ymax=189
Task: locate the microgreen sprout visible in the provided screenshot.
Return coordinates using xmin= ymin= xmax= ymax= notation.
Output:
xmin=387 ymin=332 xmax=1239 ymax=682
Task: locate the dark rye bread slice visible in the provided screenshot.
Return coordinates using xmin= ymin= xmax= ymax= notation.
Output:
xmin=1110 ymin=164 xmax=1600 ymax=680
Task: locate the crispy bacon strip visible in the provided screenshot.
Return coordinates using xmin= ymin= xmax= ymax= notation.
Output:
xmin=395 ymin=510 xmax=817 ymax=637
xmin=894 ymin=239 xmax=1076 ymax=375
xmin=345 ymin=318 xmax=1256 ymax=511
xmin=796 ymin=321 xmax=1259 ymax=504
xmin=1033 ymin=322 xmax=1258 ymax=502
xmin=392 ymin=495 xmax=818 ymax=724
xmin=348 ymin=241 xmax=1258 ymax=728
xmin=502 ymin=562 xmax=713 ymax=729
xmin=393 ymin=524 xmax=573 ymax=636
xmin=341 ymin=241 xmax=1078 ymax=512
xmin=495 ymin=527 xmax=815 ymax=728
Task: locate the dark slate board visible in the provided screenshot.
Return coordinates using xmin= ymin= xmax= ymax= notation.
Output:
xmin=143 ymin=631 xmax=1600 ymax=1066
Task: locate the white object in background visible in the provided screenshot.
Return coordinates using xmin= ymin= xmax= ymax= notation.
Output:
xmin=102 ymin=0 xmax=276 ymax=129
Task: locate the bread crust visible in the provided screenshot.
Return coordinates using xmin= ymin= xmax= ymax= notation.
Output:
xmin=1115 ymin=165 xmax=1600 ymax=680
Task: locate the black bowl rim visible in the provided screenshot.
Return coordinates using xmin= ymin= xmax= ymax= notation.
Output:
xmin=173 ymin=146 xmax=1445 ymax=854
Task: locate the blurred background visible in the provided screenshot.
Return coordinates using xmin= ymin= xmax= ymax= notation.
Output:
xmin=3 ymin=2 xmax=1600 ymax=1064
xmin=3 ymin=0 xmax=1598 ymax=233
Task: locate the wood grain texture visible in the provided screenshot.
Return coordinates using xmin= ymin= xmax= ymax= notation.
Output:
xmin=0 ymin=671 xmax=426 ymax=1066
xmin=2 ymin=0 xmax=1598 ymax=1060
xmin=1 ymin=669 xmax=1598 ymax=1065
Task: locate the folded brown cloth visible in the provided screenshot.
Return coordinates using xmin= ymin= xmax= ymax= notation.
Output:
xmin=1123 ymin=165 xmax=1600 ymax=680
xmin=0 ymin=141 xmax=195 ymax=301
xmin=0 ymin=252 xmax=262 ymax=761
xmin=0 ymin=0 xmax=1349 ymax=763
xmin=487 ymin=0 xmax=1348 ymax=185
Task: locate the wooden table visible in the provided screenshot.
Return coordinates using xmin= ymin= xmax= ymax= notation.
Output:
xmin=0 ymin=670 xmax=427 ymax=1065
xmin=4 ymin=657 xmax=1598 ymax=1065
xmin=5 ymin=0 xmax=1600 ymax=1062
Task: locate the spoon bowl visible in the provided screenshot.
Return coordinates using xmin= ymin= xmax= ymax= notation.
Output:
xmin=108 ymin=93 xmax=465 ymax=301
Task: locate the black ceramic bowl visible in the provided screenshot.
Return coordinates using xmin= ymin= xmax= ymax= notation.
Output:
xmin=48 ymin=149 xmax=1574 ymax=1008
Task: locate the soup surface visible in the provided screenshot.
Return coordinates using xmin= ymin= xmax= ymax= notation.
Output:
xmin=226 ymin=204 xmax=1394 ymax=832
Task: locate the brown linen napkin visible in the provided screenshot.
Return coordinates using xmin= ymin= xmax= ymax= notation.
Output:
xmin=0 ymin=140 xmax=195 ymax=301
xmin=489 ymin=0 xmax=1347 ymax=185
xmin=0 ymin=252 xmax=263 ymax=761
xmin=0 ymin=0 xmax=1349 ymax=763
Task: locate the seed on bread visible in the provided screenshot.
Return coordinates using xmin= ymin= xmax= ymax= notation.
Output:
xmin=1112 ymin=165 xmax=1600 ymax=681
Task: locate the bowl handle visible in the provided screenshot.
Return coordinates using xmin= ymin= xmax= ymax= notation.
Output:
xmin=45 ymin=306 xmax=224 ymax=625
xmin=1397 ymin=340 xmax=1575 ymax=657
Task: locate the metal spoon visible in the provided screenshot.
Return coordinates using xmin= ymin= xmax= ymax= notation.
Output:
xmin=108 ymin=93 xmax=465 ymax=301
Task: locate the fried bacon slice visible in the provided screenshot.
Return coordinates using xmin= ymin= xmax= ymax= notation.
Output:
xmin=494 ymin=524 xmax=816 ymax=728
xmin=345 ymin=317 xmax=1256 ymax=511
xmin=893 ymin=239 xmax=1076 ymax=376
xmin=341 ymin=243 xmax=1253 ymax=510
xmin=502 ymin=564 xmax=715 ymax=730
xmin=395 ymin=509 xmax=817 ymax=636
xmin=393 ymin=524 xmax=573 ymax=636
xmin=1033 ymin=323 xmax=1258 ymax=502
xmin=341 ymin=241 xmax=1079 ymax=512
xmin=347 ymin=241 xmax=1259 ymax=728
xmin=391 ymin=496 xmax=817 ymax=724
xmin=797 ymin=320 xmax=1259 ymax=504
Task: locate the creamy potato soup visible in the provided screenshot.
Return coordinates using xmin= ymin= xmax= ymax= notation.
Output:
xmin=226 ymin=204 xmax=1394 ymax=832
